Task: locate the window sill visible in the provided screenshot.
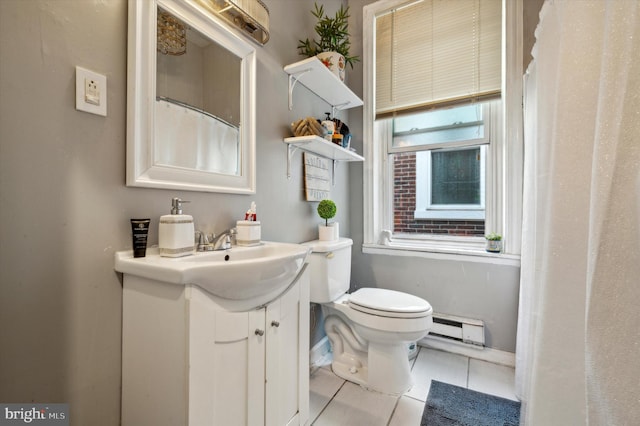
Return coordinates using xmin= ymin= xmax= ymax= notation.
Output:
xmin=414 ymin=210 xmax=486 ymax=220
xmin=362 ymin=242 xmax=521 ymax=266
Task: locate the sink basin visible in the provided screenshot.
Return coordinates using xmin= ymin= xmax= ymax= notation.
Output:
xmin=115 ymin=241 xmax=309 ymax=301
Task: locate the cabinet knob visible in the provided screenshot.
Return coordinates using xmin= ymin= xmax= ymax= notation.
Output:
xmin=271 ymin=321 xmax=280 ymax=328
xmin=255 ymin=329 xmax=264 ymax=336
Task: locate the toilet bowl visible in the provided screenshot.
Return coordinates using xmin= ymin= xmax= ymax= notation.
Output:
xmin=304 ymin=238 xmax=433 ymax=395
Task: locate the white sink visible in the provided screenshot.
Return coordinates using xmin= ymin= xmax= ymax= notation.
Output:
xmin=115 ymin=242 xmax=309 ymax=301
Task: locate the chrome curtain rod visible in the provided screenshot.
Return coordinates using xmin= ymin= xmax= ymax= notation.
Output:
xmin=156 ymin=96 xmax=239 ymax=130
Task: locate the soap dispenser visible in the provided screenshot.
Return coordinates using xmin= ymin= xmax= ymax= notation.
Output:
xmin=158 ymin=197 xmax=195 ymax=257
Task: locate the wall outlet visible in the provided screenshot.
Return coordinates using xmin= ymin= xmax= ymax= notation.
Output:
xmin=84 ymin=78 xmax=100 ymax=106
xmin=75 ymin=66 xmax=107 ymax=116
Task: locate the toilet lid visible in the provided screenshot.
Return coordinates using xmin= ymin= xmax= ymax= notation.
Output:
xmin=348 ymin=288 xmax=432 ymax=319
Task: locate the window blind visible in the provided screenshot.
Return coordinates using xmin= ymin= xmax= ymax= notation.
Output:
xmin=375 ymin=0 xmax=501 ymax=119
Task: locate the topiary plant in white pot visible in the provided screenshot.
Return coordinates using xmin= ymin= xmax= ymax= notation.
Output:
xmin=317 ymin=199 xmax=338 ymax=241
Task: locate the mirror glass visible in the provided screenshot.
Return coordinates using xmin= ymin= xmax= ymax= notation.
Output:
xmin=156 ymin=7 xmax=241 ymax=175
xmin=127 ymin=0 xmax=256 ymax=193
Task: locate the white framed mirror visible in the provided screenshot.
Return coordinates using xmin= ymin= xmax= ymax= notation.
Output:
xmin=127 ymin=0 xmax=256 ymax=193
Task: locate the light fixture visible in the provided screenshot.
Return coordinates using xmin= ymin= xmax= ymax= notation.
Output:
xmin=196 ymin=0 xmax=270 ymax=45
xmin=157 ymin=10 xmax=187 ymax=55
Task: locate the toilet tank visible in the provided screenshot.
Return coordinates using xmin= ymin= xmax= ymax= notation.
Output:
xmin=303 ymin=238 xmax=353 ymax=303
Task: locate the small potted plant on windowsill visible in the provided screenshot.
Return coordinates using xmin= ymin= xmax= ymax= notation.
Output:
xmin=317 ymin=199 xmax=338 ymax=241
xmin=297 ymin=3 xmax=360 ymax=82
xmin=485 ymin=232 xmax=502 ymax=253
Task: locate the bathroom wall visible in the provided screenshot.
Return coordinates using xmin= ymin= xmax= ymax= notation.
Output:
xmin=523 ymin=0 xmax=545 ymax=69
xmin=0 ymin=0 xmax=349 ymax=424
xmin=157 ymin=38 xmax=206 ymax=112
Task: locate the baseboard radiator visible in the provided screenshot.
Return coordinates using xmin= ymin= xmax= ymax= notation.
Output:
xmin=428 ymin=313 xmax=485 ymax=347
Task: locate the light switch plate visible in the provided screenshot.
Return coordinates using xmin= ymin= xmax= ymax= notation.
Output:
xmin=75 ymin=66 xmax=107 ymax=116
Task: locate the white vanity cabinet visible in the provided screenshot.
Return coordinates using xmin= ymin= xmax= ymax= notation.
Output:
xmin=121 ymin=267 xmax=310 ymax=426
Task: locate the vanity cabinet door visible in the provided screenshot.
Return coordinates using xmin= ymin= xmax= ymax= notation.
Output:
xmin=206 ymin=308 xmax=266 ymax=426
xmin=265 ymin=268 xmax=310 ymax=426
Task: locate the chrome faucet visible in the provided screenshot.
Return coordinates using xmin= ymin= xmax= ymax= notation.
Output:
xmin=197 ymin=228 xmax=236 ymax=251
xmin=211 ymin=228 xmax=236 ymax=250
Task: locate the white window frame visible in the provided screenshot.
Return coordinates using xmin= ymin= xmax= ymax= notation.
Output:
xmin=362 ymin=0 xmax=523 ymax=264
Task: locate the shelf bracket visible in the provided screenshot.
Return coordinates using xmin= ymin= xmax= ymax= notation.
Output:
xmin=288 ymin=68 xmax=312 ymax=110
xmin=286 ymin=144 xmax=301 ymax=179
xmin=332 ymin=159 xmax=337 ymax=186
xmin=331 ymin=102 xmax=351 ymax=118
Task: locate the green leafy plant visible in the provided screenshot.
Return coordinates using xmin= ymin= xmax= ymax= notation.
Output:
xmin=297 ymin=3 xmax=360 ymax=69
xmin=317 ymin=199 xmax=337 ymax=226
xmin=485 ymin=232 xmax=502 ymax=241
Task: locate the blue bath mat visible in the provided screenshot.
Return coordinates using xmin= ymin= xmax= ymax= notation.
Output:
xmin=421 ymin=380 xmax=521 ymax=426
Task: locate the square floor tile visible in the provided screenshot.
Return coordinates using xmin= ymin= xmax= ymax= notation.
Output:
xmin=405 ymin=348 xmax=469 ymax=402
xmin=388 ymin=396 xmax=425 ymax=426
xmin=313 ymin=382 xmax=398 ymax=426
xmin=468 ymin=358 xmax=517 ymax=401
xmin=309 ymin=367 xmax=345 ymax=423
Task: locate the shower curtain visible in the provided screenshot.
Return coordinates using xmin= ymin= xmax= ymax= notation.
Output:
xmin=516 ymin=1 xmax=640 ymax=424
xmin=155 ymin=99 xmax=240 ymax=175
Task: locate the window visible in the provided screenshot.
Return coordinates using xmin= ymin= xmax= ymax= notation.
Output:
xmin=392 ymin=103 xmax=492 ymax=231
xmin=430 ymin=148 xmax=483 ymax=206
xmin=362 ymin=0 xmax=523 ymax=260
xmin=417 ymin=146 xmax=486 ymax=218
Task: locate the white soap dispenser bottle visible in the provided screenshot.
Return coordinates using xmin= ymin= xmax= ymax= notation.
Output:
xmin=158 ymin=197 xmax=195 ymax=257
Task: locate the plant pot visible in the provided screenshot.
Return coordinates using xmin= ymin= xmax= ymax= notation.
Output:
xmin=318 ymin=222 xmax=339 ymax=241
xmin=316 ymin=52 xmax=345 ymax=82
xmin=486 ymin=240 xmax=502 ymax=253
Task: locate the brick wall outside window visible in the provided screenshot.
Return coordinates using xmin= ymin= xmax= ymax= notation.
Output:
xmin=393 ymin=152 xmax=485 ymax=236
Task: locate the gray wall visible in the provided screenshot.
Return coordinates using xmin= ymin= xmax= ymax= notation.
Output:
xmin=0 ymin=0 xmax=348 ymax=424
xmin=524 ymin=0 xmax=545 ymax=69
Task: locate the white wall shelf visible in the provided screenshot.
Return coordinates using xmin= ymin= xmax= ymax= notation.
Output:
xmin=283 ymin=58 xmax=364 ymax=183
xmin=283 ymin=136 xmax=364 ymax=182
xmin=284 ymin=57 xmax=363 ymax=112
xmin=284 ymin=136 xmax=364 ymax=161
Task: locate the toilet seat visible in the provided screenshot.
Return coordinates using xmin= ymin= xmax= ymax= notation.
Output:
xmin=348 ymin=288 xmax=433 ymax=319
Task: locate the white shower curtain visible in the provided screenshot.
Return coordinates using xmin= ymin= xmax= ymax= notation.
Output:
xmin=155 ymin=99 xmax=239 ymax=175
xmin=516 ymin=1 xmax=640 ymax=424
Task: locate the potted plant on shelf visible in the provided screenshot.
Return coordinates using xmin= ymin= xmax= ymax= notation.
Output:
xmin=297 ymin=2 xmax=360 ymax=82
xmin=485 ymin=232 xmax=503 ymax=253
xmin=317 ymin=199 xmax=339 ymax=241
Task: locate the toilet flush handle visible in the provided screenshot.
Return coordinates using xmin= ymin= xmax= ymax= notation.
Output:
xmin=326 ymin=252 xmax=334 ymax=259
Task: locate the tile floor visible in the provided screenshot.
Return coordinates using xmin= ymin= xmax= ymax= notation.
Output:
xmin=309 ymin=346 xmax=517 ymax=426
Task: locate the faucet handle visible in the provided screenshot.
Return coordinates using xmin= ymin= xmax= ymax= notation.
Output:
xmin=228 ymin=228 xmax=237 ymax=245
xmin=196 ymin=231 xmax=212 ymax=251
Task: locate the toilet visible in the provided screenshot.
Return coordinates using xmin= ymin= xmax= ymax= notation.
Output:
xmin=304 ymin=238 xmax=433 ymax=395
